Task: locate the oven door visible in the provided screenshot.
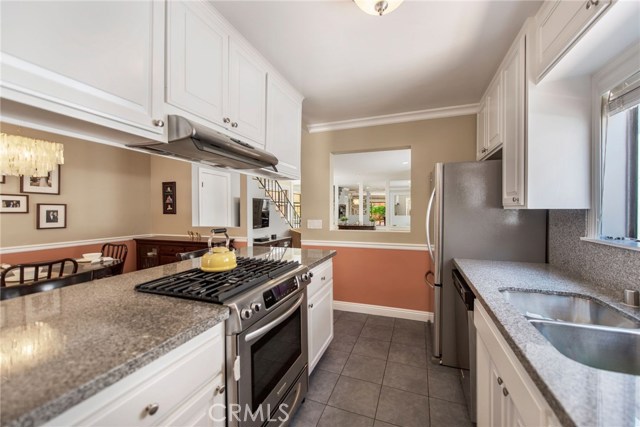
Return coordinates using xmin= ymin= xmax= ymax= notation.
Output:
xmin=236 ymin=289 xmax=308 ymax=426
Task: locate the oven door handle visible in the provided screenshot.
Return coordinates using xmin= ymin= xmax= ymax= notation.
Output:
xmin=244 ymin=294 xmax=304 ymax=343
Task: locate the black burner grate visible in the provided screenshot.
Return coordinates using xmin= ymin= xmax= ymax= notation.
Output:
xmin=134 ymin=257 xmax=300 ymax=304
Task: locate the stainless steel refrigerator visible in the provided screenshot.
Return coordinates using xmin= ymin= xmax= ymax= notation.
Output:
xmin=426 ymin=160 xmax=547 ymax=367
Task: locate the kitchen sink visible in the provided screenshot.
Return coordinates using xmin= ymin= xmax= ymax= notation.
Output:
xmin=500 ymin=290 xmax=640 ymax=329
xmin=530 ymin=320 xmax=640 ymax=376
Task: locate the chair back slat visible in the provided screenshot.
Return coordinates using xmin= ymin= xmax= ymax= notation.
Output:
xmin=100 ymin=243 xmax=128 ymax=275
xmin=1 ymin=258 xmax=79 ymax=287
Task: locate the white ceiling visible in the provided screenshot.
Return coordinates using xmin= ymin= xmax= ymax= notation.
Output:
xmin=212 ymin=0 xmax=542 ymax=126
xmin=332 ymin=149 xmax=411 ymax=187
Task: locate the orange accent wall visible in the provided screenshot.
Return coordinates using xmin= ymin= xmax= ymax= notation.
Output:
xmin=302 ymin=245 xmax=433 ymax=312
xmin=0 ymin=240 xmax=137 ymax=274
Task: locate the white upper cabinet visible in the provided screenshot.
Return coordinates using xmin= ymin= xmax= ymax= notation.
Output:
xmin=502 ymin=36 xmax=526 ymax=208
xmin=534 ymin=0 xmax=611 ymax=82
xmin=479 ymin=16 xmax=591 ymax=209
xmin=476 ymin=101 xmax=488 ymax=160
xmin=166 ymin=1 xmax=269 ymax=148
xmin=166 ymin=1 xmax=228 ymax=126
xmin=227 ymin=41 xmax=267 ymax=145
xmin=266 ymin=75 xmax=303 ymax=179
xmin=486 ymin=77 xmax=503 ymax=154
xmin=0 ymin=1 xmax=165 ymax=140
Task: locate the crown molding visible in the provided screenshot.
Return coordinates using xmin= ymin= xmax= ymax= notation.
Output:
xmin=305 ymin=103 xmax=480 ymax=134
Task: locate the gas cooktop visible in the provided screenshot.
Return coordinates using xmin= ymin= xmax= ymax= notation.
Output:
xmin=134 ymin=256 xmax=301 ymax=304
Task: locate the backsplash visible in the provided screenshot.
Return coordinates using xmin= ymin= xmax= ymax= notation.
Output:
xmin=548 ymin=210 xmax=640 ymax=291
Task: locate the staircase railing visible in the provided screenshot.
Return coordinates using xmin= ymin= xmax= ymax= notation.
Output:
xmin=255 ymin=177 xmax=301 ymax=229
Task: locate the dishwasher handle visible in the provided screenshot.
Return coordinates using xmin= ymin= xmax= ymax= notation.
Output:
xmin=452 ymin=269 xmax=475 ymax=310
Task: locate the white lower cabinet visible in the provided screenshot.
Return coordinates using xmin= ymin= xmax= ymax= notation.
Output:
xmin=307 ymin=260 xmax=334 ymax=374
xmin=475 ymin=303 xmax=559 ymax=427
xmin=46 ymin=323 xmax=225 ymax=427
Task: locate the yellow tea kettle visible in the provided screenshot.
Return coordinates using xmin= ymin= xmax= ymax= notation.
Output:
xmin=201 ymin=228 xmax=237 ymax=272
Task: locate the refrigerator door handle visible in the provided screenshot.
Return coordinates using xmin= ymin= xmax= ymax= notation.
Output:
xmin=424 ymin=271 xmax=435 ymax=289
xmin=426 ymin=188 xmax=436 ymax=264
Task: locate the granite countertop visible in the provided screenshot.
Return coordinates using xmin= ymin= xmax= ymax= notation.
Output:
xmin=453 ymin=259 xmax=640 ymax=427
xmin=0 ymin=247 xmax=335 ymax=427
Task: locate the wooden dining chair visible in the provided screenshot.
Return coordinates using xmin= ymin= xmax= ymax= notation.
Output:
xmin=0 ymin=258 xmax=79 ymax=287
xmin=176 ymin=248 xmax=210 ymax=261
xmin=100 ymin=243 xmax=128 ymax=275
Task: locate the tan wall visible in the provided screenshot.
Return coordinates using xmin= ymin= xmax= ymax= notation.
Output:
xmin=0 ymin=126 xmax=151 ymax=247
xmin=301 ymin=115 xmax=477 ymax=243
xmin=149 ymin=156 xmax=247 ymax=238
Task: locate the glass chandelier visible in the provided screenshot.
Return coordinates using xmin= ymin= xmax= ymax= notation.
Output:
xmin=0 ymin=133 xmax=64 ymax=177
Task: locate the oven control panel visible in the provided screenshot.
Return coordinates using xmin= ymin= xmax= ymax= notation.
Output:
xmin=263 ymin=277 xmax=299 ymax=310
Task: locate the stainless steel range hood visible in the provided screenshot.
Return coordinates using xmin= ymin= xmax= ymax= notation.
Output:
xmin=128 ymin=115 xmax=279 ymax=172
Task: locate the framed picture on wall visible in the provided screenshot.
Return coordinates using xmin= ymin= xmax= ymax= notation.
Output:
xmin=21 ymin=165 xmax=61 ymax=195
xmin=37 ymin=203 xmax=66 ymax=229
xmin=0 ymin=194 xmax=29 ymax=213
xmin=162 ymin=181 xmax=176 ymax=214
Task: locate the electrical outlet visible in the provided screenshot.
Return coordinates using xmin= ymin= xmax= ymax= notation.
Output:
xmin=307 ymin=219 xmax=322 ymax=229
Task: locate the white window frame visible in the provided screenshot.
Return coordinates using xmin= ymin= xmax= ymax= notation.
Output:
xmin=585 ymin=44 xmax=640 ymax=252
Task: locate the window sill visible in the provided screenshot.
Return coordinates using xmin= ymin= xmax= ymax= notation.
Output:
xmin=580 ymin=237 xmax=640 ymax=252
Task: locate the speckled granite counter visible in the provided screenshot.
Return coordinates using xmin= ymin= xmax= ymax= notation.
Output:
xmin=0 ymin=247 xmax=335 ymax=427
xmin=454 ymin=259 xmax=640 ymax=427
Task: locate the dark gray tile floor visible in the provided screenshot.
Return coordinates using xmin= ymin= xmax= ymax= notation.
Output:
xmin=291 ymin=310 xmax=472 ymax=427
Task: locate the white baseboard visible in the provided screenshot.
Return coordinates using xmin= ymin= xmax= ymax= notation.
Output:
xmin=333 ymin=300 xmax=433 ymax=322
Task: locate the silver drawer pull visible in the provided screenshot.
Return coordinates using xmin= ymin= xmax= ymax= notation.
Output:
xmin=146 ymin=403 xmax=159 ymax=416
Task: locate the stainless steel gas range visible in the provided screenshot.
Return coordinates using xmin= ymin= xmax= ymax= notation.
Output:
xmin=135 ymin=256 xmax=311 ymax=427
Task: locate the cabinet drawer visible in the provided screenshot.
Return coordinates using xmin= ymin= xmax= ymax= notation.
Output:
xmin=47 ymin=324 xmax=224 ymax=427
xmin=308 ymin=261 xmax=333 ymax=299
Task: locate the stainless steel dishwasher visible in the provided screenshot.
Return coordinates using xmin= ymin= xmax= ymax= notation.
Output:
xmin=452 ymin=269 xmax=476 ymax=423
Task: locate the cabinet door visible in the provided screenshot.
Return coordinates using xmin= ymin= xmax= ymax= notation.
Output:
xmin=228 ymin=41 xmax=267 ymax=146
xmin=199 ymin=168 xmax=231 ymax=227
xmin=308 ymin=281 xmax=333 ymax=373
xmin=266 ymin=76 xmax=302 ymax=179
xmin=0 ymin=1 xmax=164 ymax=137
xmin=166 ymin=1 xmax=228 ymax=127
xmin=502 ymin=36 xmax=526 ymax=208
xmin=535 ymin=0 xmax=610 ymax=81
xmin=486 ymin=77 xmax=503 ymax=152
xmin=476 ymin=101 xmax=488 ymax=160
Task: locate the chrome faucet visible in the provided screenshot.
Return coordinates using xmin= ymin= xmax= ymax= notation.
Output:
xmin=623 ymin=289 xmax=640 ymax=307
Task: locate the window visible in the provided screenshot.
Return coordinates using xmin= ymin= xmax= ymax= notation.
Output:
xmin=597 ymin=70 xmax=640 ymax=246
xmin=331 ymin=149 xmax=411 ymax=231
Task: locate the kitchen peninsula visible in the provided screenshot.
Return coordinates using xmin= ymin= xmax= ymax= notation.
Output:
xmin=0 ymin=247 xmax=336 ymax=427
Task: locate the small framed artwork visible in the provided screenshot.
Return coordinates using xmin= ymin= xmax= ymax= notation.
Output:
xmin=21 ymin=165 xmax=61 ymax=195
xmin=37 ymin=203 xmax=67 ymax=229
xmin=162 ymin=181 xmax=176 ymax=214
xmin=0 ymin=194 xmax=29 ymax=213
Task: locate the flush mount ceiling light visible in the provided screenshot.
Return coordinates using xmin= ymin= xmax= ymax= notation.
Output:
xmin=354 ymin=0 xmax=404 ymax=16
xmin=0 ymin=133 xmax=64 ymax=177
